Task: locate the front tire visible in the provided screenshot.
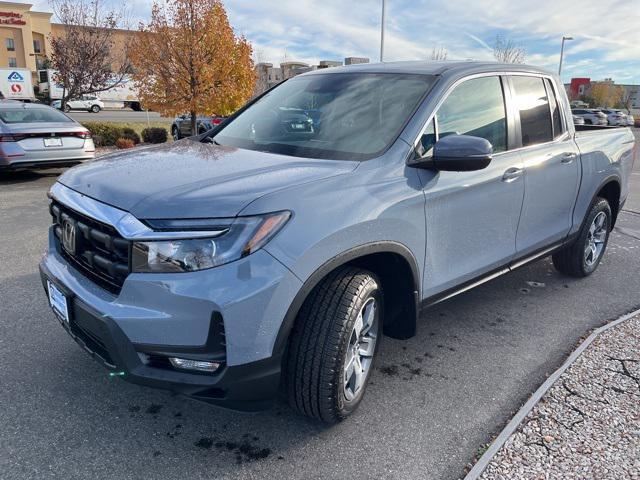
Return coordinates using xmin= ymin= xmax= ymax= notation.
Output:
xmin=285 ymin=267 xmax=383 ymax=423
xmin=90 ymin=105 xmax=101 ymax=113
xmin=552 ymin=197 xmax=612 ymax=277
xmin=172 ymin=126 xmax=180 ymax=141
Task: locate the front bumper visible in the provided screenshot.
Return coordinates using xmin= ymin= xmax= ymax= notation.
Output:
xmin=40 ymin=225 xmax=302 ymax=411
xmin=0 ymin=158 xmax=89 ymax=171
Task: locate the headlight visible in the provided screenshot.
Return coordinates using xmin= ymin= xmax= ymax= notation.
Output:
xmin=131 ymin=211 xmax=291 ymax=273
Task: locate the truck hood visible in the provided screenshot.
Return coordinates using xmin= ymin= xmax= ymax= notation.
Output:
xmin=58 ymin=140 xmax=358 ymax=219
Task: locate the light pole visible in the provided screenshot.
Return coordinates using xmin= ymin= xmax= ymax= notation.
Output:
xmin=380 ymin=0 xmax=386 ymax=62
xmin=558 ymin=35 xmax=573 ymax=77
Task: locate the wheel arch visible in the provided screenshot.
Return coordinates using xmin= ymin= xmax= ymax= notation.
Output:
xmin=595 ymin=177 xmax=621 ymax=227
xmin=272 ymin=242 xmax=421 ymax=357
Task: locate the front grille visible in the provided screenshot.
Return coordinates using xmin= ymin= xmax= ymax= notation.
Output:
xmin=50 ymin=200 xmax=130 ymax=294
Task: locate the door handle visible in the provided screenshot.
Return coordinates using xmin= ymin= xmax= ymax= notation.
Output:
xmin=561 ymin=152 xmax=578 ymax=163
xmin=502 ymin=167 xmax=523 ymax=182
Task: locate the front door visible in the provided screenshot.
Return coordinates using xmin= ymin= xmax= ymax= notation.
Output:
xmin=508 ymin=75 xmax=580 ymax=256
xmin=416 ymin=75 xmax=525 ymax=299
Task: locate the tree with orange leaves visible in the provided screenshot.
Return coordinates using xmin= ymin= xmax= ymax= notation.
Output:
xmin=129 ymin=0 xmax=255 ymax=135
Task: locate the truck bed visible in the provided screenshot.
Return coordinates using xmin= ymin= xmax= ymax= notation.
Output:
xmin=574 ymin=125 xmax=636 ymax=218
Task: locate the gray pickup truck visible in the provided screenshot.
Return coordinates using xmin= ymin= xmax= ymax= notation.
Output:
xmin=40 ymin=61 xmax=636 ymax=423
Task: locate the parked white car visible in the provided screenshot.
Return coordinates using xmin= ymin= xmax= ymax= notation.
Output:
xmin=598 ymin=109 xmax=628 ymax=126
xmin=571 ymin=109 xmax=607 ymax=126
xmin=51 ymin=95 xmax=104 ymax=113
xmin=572 ymin=114 xmax=585 ymax=125
xmin=627 ymin=113 xmax=635 ymax=126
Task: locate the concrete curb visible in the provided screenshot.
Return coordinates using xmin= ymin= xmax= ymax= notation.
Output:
xmin=464 ymin=305 xmax=640 ymax=480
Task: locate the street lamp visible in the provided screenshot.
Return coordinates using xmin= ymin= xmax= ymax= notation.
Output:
xmin=380 ymin=0 xmax=386 ymax=62
xmin=558 ymin=35 xmax=574 ymax=77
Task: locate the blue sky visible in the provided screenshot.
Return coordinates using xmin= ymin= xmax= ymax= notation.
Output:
xmin=28 ymin=0 xmax=640 ymax=84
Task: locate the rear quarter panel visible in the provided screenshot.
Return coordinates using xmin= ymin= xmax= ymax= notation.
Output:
xmin=572 ymin=127 xmax=636 ymax=233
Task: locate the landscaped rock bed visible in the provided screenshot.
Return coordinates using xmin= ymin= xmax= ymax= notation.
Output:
xmin=480 ymin=315 xmax=640 ymax=479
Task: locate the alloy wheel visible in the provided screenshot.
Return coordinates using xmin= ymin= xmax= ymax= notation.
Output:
xmin=343 ymin=297 xmax=378 ymax=402
xmin=584 ymin=211 xmax=608 ymax=267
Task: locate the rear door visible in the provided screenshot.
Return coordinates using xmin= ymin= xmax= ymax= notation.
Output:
xmin=416 ymin=75 xmax=526 ymax=298
xmin=509 ymin=75 xmax=579 ymax=257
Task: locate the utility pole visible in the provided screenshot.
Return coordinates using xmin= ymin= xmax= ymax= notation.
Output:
xmin=380 ymin=0 xmax=386 ymax=62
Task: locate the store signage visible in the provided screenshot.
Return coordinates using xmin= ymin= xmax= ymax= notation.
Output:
xmin=0 ymin=12 xmax=26 ymax=26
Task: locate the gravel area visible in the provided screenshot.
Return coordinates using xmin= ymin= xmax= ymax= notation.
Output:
xmin=479 ymin=315 xmax=640 ymax=479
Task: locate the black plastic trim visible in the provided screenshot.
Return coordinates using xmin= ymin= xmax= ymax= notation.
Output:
xmin=420 ymin=235 xmax=576 ymax=309
xmin=272 ymin=241 xmax=421 ymax=356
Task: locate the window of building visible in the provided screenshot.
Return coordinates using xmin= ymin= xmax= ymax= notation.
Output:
xmin=435 ymin=76 xmax=507 ymax=152
xmin=8 ymin=57 xmax=17 ymax=68
xmin=33 ymin=39 xmax=42 ymax=53
xmin=511 ymin=76 xmax=553 ymax=147
xmin=5 ymin=38 xmax=15 ymax=51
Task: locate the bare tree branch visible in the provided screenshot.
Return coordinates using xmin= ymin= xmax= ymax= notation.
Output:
xmin=49 ymin=0 xmax=132 ymax=109
xmin=493 ymin=35 xmax=526 ymax=64
xmin=431 ymin=46 xmax=448 ymax=61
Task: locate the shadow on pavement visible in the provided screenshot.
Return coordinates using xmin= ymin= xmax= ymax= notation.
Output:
xmin=0 ymin=169 xmax=64 ymax=186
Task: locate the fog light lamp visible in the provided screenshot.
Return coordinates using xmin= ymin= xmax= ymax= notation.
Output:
xmin=169 ymin=357 xmax=221 ymax=373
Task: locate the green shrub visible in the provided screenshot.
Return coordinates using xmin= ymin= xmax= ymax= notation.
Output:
xmin=121 ymin=127 xmax=141 ymax=145
xmin=141 ymin=127 xmax=168 ymax=144
xmin=83 ymin=122 xmax=124 ymax=147
xmin=116 ymin=137 xmax=135 ymax=149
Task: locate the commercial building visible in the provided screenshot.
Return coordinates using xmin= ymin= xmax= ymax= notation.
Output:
xmin=345 ymin=57 xmax=369 ymax=65
xmin=0 ymin=2 xmax=52 ymax=74
xmin=567 ymin=76 xmax=639 ymax=110
xmin=0 ymin=1 xmax=134 ymax=82
xmin=253 ymin=56 xmax=370 ymax=96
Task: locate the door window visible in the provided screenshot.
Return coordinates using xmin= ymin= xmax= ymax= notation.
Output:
xmin=545 ymin=79 xmax=564 ymax=138
xmin=511 ymin=76 xmax=553 ymax=146
xmin=434 ymin=76 xmax=507 ymax=153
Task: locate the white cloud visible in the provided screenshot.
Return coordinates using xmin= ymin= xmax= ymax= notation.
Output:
xmin=15 ymin=0 xmax=640 ymax=82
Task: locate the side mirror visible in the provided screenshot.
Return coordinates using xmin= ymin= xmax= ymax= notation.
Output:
xmin=410 ymin=134 xmax=493 ymax=172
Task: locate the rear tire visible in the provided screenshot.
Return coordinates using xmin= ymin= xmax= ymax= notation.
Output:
xmin=172 ymin=126 xmax=180 ymax=141
xmin=63 ymin=105 xmax=71 ymax=112
xmin=285 ymin=267 xmax=383 ymax=423
xmin=552 ymin=197 xmax=612 ymax=277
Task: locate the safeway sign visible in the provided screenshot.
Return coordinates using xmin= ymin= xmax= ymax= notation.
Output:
xmin=0 ymin=68 xmax=34 ymax=100
xmin=8 ymin=71 xmax=24 ymax=82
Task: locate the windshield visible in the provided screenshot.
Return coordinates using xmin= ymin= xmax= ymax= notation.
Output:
xmin=213 ymin=73 xmax=436 ymax=160
xmin=0 ymin=107 xmax=73 ymax=124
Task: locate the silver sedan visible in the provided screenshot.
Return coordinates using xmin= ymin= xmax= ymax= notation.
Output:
xmin=0 ymin=100 xmax=95 ymax=171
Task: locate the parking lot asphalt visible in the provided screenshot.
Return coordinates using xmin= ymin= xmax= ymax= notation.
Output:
xmin=1 ymin=130 xmax=639 ymax=480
